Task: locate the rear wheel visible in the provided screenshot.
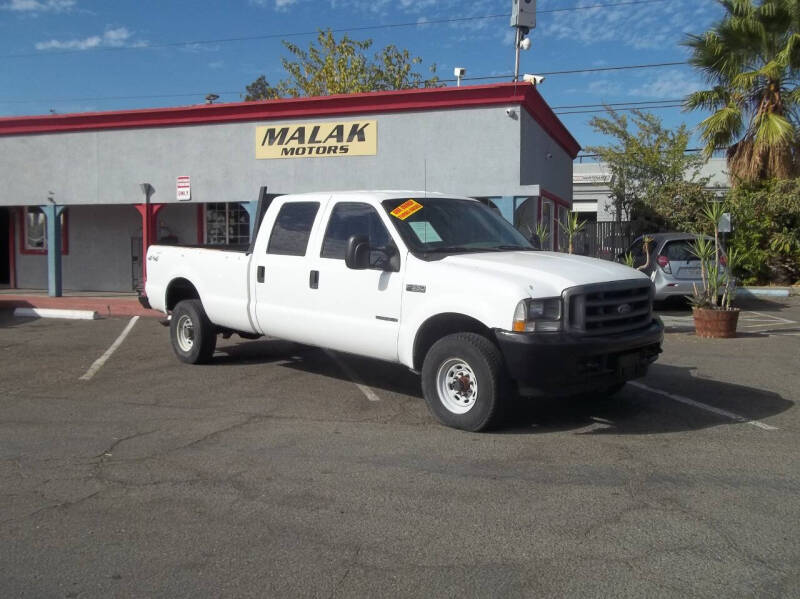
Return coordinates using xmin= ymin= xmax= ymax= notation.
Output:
xmin=170 ymin=299 xmax=216 ymax=364
xmin=421 ymin=333 xmax=508 ymax=431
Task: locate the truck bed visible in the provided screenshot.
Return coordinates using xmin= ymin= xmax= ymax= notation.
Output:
xmin=145 ymin=244 xmax=256 ymax=334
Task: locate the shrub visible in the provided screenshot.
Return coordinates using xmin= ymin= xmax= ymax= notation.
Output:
xmin=727 ymin=179 xmax=800 ymax=284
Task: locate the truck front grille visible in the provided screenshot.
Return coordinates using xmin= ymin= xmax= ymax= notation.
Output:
xmin=564 ymin=280 xmax=653 ymax=336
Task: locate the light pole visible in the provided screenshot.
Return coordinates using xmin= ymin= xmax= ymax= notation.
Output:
xmin=511 ymin=0 xmax=536 ymax=81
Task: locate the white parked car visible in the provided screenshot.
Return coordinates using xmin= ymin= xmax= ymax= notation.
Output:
xmin=143 ymin=191 xmax=663 ymax=431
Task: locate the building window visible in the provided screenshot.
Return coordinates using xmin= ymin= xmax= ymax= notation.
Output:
xmin=558 ymin=205 xmax=569 ymax=252
xmin=513 ymin=197 xmax=539 ymax=242
xmin=205 ymin=203 xmax=250 ymax=245
xmin=20 ymin=207 xmax=68 ymax=255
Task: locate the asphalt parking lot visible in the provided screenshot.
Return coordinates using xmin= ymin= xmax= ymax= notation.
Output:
xmin=1 ymin=297 xmax=799 ymax=598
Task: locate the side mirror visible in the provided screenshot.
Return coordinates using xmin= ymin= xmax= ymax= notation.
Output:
xmin=345 ymin=235 xmax=371 ymax=270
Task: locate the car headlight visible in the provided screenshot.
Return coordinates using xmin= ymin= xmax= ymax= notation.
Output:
xmin=512 ymin=297 xmax=562 ymax=332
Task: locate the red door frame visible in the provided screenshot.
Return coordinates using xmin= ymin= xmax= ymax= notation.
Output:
xmin=6 ymin=207 xmax=16 ymax=288
xmin=134 ymin=203 xmax=165 ymax=286
xmin=540 ymin=189 xmax=570 ymax=252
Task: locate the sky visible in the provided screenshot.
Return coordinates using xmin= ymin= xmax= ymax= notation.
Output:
xmin=0 ymin=0 xmax=726 ymax=153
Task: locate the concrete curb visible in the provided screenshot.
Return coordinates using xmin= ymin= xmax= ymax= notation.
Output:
xmin=0 ymin=295 xmax=161 ymax=318
xmin=739 ymin=288 xmax=792 ymax=298
xmin=14 ymin=307 xmax=100 ymax=320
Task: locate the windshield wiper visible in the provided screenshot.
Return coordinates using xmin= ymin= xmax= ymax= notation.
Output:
xmin=424 ymin=245 xmax=535 ymax=254
xmin=423 ymin=246 xmax=483 ymax=254
xmin=491 ymin=245 xmax=536 ymax=251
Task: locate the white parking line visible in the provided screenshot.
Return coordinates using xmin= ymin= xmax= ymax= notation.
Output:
xmin=323 ymin=349 xmax=381 ymax=402
xmin=629 ymin=381 xmax=778 ymax=431
xmin=660 ymin=310 xmax=799 ymax=334
xmin=747 ymin=310 xmax=796 ymax=324
xmin=79 ymin=316 xmax=139 ymax=381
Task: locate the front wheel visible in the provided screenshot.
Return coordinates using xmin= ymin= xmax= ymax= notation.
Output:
xmin=170 ymin=299 xmax=216 ymax=364
xmin=421 ymin=333 xmax=509 ymax=432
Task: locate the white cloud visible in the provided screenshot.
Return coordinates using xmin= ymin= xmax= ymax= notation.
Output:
xmin=208 ymin=60 xmax=224 ymax=70
xmin=587 ymin=79 xmax=622 ymax=97
xmin=248 ymin=0 xmax=298 ymax=10
xmin=1 ymin=0 xmax=75 ymax=12
xmin=541 ymin=0 xmax=724 ymax=50
xmin=630 ymin=69 xmax=702 ymax=98
xmin=35 ymin=26 xmax=145 ymax=51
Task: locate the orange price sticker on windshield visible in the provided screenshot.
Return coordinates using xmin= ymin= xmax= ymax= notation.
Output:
xmin=391 ymin=199 xmax=423 ymax=220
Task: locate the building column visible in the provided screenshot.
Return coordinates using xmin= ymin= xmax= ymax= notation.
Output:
xmin=134 ymin=203 xmax=164 ymax=287
xmin=239 ymin=201 xmax=260 ymax=241
xmin=40 ymin=204 xmax=65 ymax=297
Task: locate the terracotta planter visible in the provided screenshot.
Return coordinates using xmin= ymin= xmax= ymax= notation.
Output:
xmin=692 ymin=307 xmax=740 ymax=338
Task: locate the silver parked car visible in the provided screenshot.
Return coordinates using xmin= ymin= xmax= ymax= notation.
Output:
xmin=621 ymin=233 xmax=726 ymax=301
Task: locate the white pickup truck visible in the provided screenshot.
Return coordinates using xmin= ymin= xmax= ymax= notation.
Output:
xmin=143 ymin=190 xmax=663 ymax=431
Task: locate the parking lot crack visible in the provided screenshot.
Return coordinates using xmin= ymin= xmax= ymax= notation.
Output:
xmin=330 ymin=544 xmax=362 ymax=599
xmin=94 ymin=430 xmax=159 ymax=460
xmin=163 ymin=415 xmax=270 ymax=455
xmin=0 ymin=489 xmax=104 ymax=527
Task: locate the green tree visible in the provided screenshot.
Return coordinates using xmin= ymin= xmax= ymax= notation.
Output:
xmin=727 ymin=178 xmax=800 ymax=283
xmin=244 ymin=29 xmax=441 ymax=101
xmin=649 ymin=180 xmax=719 ymax=233
xmin=684 ymin=0 xmax=800 ymax=184
xmin=585 ymin=109 xmax=707 ymax=227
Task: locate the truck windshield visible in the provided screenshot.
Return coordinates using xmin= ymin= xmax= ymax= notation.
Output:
xmin=382 ymin=198 xmax=534 ymax=257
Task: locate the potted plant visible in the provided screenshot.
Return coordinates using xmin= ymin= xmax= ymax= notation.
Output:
xmin=689 ymin=201 xmax=740 ymax=338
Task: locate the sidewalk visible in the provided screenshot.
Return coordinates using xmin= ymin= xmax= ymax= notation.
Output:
xmin=0 ymin=290 xmax=161 ymax=318
xmin=740 ymin=286 xmax=799 ymax=297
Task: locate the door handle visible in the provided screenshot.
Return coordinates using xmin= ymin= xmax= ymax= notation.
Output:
xmin=309 ymin=270 xmax=319 ymax=289
xmin=257 ymin=265 xmax=265 ymax=283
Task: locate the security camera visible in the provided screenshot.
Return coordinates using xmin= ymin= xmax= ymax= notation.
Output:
xmin=505 ymin=108 xmax=518 ymax=119
xmin=522 ymin=73 xmax=545 ymax=85
xmin=519 ymin=37 xmax=532 ymax=51
xmin=453 ymin=67 xmax=466 ymax=77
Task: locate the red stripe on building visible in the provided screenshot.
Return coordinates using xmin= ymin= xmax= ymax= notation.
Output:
xmin=0 ymin=83 xmax=580 ymax=158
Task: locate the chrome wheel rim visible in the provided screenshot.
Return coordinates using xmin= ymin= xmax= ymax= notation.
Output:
xmin=176 ymin=314 xmax=194 ymax=353
xmin=436 ymin=358 xmax=478 ymax=414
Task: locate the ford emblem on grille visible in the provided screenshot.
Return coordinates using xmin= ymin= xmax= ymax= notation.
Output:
xmin=617 ymin=303 xmax=632 ymax=314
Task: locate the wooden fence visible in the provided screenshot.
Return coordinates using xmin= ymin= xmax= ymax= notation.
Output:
xmin=571 ymin=221 xmax=649 ymax=260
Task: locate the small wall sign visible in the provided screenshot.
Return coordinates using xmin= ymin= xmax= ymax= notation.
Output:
xmin=176 ymin=176 xmax=191 ymax=201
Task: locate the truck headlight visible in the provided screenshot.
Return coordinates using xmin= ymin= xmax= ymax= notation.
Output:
xmin=513 ymin=298 xmax=562 ymax=332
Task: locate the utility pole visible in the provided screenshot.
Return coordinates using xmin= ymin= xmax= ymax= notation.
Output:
xmin=511 ymin=0 xmax=536 ymax=81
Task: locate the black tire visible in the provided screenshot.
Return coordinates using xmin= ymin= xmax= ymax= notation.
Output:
xmin=421 ymin=333 xmax=509 ymax=432
xmin=170 ymin=299 xmax=216 ymax=364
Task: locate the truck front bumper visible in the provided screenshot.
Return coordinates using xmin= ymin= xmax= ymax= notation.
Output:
xmin=493 ymin=319 xmax=664 ymax=395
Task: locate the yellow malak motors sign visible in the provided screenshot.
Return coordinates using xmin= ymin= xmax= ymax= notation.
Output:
xmin=255 ymin=120 xmax=377 ymax=160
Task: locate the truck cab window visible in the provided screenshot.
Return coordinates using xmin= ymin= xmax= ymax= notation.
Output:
xmin=321 ymin=202 xmax=394 ymax=267
xmin=267 ymin=202 xmax=320 ymax=256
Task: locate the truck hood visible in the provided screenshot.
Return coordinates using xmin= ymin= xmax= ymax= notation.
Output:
xmin=439 ymin=251 xmax=649 ymax=297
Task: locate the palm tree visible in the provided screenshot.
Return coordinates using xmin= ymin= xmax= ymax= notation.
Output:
xmin=684 ymin=0 xmax=800 ymax=184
